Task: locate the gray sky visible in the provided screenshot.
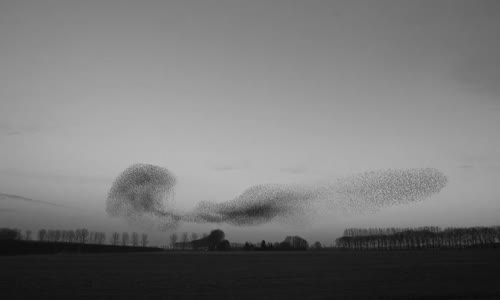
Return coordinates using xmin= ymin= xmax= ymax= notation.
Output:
xmin=1 ymin=0 xmax=499 ymax=245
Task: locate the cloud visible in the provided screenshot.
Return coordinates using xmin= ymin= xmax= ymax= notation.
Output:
xmin=0 ymin=193 xmax=68 ymax=208
xmin=0 ymin=119 xmax=61 ymax=136
xmin=188 ymin=184 xmax=313 ymax=226
xmin=458 ymin=164 xmax=474 ymax=170
xmin=279 ymin=166 xmax=307 ymax=174
xmin=0 ymin=122 xmax=22 ymax=135
xmin=211 ymin=165 xmax=241 ymax=171
xmin=106 ymin=164 xmax=448 ymax=230
xmin=457 ymin=154 xmax=500 ymax=172
xmin=0 ymin=125 xmax=34 ymax=136
xmin=0 ymin=121 xmax=18 ymax=135
xmin=210 ymin=162 xmax=247 ymax=172
xmin=0 ymin=169 xmax=113 ymax=185
xmin=6 ymin=131 xmax=22 ymax=136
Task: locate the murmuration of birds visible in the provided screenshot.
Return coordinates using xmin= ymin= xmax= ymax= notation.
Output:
xmin=106 ymin=164 xmax=448 ymax=229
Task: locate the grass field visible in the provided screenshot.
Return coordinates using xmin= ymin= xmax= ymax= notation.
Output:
xmin=1 ymin=250 xmax=499 ymax=299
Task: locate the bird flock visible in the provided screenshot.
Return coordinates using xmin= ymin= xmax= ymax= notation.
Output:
xmin=106 ymin=164 xmax=448 ymax=229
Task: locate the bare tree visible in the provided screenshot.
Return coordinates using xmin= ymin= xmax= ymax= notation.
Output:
xmin=335 ymin=226 xmax=500 ymax=250
xmin=67 ymin=230 xmax=75 ymax=243
xmin=141 ymin=233 xmax=149 ymax=247
xmin=110 ymin=232 xmax=120 ymax=245
xmin=312 ymin=241 xmax=322 ymax=250
xmin=24 ymin=230 xmax=32 ymax=241
xmin=47 ymin=230 xmax=55 ymax=242
xmin=190 ymin=233 xmax=200 ymax=250
xmin=81 ymin=229 xmax=89 ymax=244
xmin=54 ymin=230 xmax=62 ymax=242
xmin=181 ymin=232 xmax=189 ymax=250
xmin=131 ymin=232 xmax=139 ymax=246
xmin=61 ymin=230 xmax=68 ymax=242
xmin=95 ymin=232 xmax=106 ymax=245
xmin=75 ymin=229 xmax=89 ymax=244
xmin=121 ymin=232 xmax=129 ymax=246
xmin=283 ymin=236 xmax=308 ymax=250
xmin=14 ymin=228 xmax=22 ymax=240
xmin=169 ymin=233 xmax=178 ymax=249
xmin=76 ymin=228 xmax=89 ymax=244
xmin=38 ymin=229 xmax=47 ymax=242
xmin=74 ymin=229 xmax=81 ymax=243
xmin=208 ymin=229 xmax=225 ymax=250
xmin=0 ymin=228 xmax=19 ymax=240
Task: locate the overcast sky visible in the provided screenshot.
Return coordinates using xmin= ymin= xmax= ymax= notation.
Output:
xmin=1 ymin=0 xmax=499 ymax=244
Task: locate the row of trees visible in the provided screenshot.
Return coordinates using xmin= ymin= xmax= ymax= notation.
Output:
xmin=170 ymin=229 xmax=230 ymax=251
xmin=2 ymin=228 xmax=150 ymax=247
xmin=109 ymin=231 xmax=149 ymax=247
xmin=168 ymin=232 xmax=208 ymax=249
xmin=168 ymin=230 xmax=317 ymax=251
xmin=242 ymin=236 xmax=313 ymax=251
xmin=336 ymin=226 xmax=500 ymax=250
xmin=37 ymin=229 xmax=107 ymax=244
xmin=342 ymin=226 xmax=442 ymax=237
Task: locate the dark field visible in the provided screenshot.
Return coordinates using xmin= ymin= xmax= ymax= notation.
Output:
xmin=1 ymin=250 xmax=499 ymax=300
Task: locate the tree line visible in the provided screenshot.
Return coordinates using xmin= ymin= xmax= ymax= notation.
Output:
xmin=0 ymin=228 xmax=150 ymax=247
xmin=169 ymin=231 xmax=317 ymax=251
xmin=169 ymin=229 xmax=231 ymax=251
xmin=168 ymin=232 xmax=208 ymax=249
xmin=242 ymin=236 xmax=312 ymax=251
xmin=336 ymin=226 xmax=500 ymax=250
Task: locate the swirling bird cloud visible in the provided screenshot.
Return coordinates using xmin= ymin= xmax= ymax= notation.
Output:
xmin=106 ymin=164 xmax=447 ymax=229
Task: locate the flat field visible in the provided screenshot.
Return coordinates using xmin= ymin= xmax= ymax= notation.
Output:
xmin=1 ymin=250 xmax=499 ymax=299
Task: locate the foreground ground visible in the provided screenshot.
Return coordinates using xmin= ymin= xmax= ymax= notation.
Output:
xmin=1 ymin=250 xmax=499 ymax=299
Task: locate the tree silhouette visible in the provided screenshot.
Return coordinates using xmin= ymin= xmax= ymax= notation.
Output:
xmin=141 ymin=233 xmax=149 ymax=247
xmin=243 ymin=242 xmax=252 ymax=251
xmin=110 ymin=232 xmax=120 ymax=245
xmin=121 ymin=232 xmax=129 ymax=246
xmin=0 ymin=228 xmax=18 ymax=240
xmin=261 ymin=240 xmax=267 ymax=250
xmin=131 ymin=232 xmax=139 ymax=246
xmin=61 ymin=230 xmax=68 ymax=242
xmin=207 ymin=229 xmax=225 ymax=250
xmin=217 ymin=239 xmax=231 ymax=251
xmin=38 ymin=229 xmax=47 ymax=242
xmin=67 ymin=230 xmax=75 ymax=243
xmin=47 ymin=230 xmax=55 ymax=242
xmin=181 ymin=232 xmax=189 ymax=250
xmin=283 ymin=236 xmax=308 ymax=250
xmin=95 ymin=232 xmax=106 ymax=245
xmin=312 ymin=241 xmax=322 ymax=250
xmin=169 ymin=233 xmax=178 ymax=249
xmin=279 ymin=241 xmax=291 ymax=250
xmin=336 ymin=226 xmax=500 ymax=250
xmin=75 ymin=229 xmax=89 ymax=244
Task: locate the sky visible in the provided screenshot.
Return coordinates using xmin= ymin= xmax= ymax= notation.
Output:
xmin=1 ymin=0 xmax=499 ymax=245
